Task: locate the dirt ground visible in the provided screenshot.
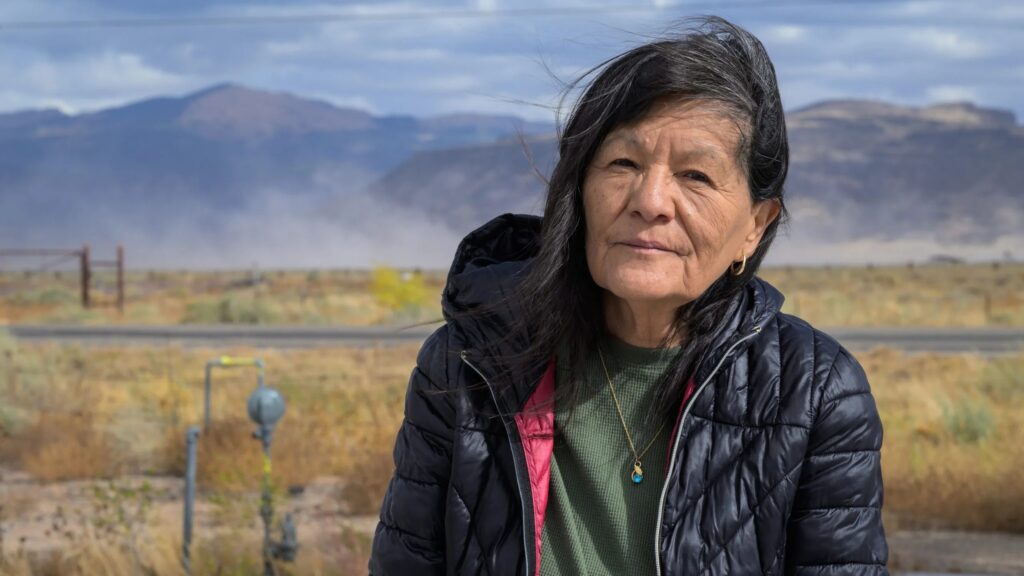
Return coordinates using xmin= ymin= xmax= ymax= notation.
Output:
xmin=0 ymin=466 xmax=376 ymax=567
xmin=2 ymin=467 xmax=1022 ymax=574
xmin=888 ymin=530 xmax=1024 ymax=575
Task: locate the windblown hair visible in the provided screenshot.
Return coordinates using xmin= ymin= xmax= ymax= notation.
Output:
xmin=494 ymin=15 xmax=790 ymax=431
xmin=452 ymin=16 xmax=790 ymax=436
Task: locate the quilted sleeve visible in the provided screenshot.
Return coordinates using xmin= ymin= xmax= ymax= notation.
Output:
xmin=784 ymin=346 xmax=890 ymax=575
xmin=369 ymin=325 xmax=455 ymax=575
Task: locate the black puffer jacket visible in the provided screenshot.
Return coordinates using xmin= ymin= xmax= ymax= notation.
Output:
xmin=370 ymin=214 xmax=889 ymax=576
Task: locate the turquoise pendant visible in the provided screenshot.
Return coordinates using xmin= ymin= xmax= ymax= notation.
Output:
xmin=631 ymin=461 xmax=644 ymax=484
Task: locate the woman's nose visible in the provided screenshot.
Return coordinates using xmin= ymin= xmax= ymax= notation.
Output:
xmin=628 ymin=167 xmax=675 ymax=223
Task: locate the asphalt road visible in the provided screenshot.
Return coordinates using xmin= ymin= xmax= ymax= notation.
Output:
xmin=5 ymin=324 xmax=1024 ymax=354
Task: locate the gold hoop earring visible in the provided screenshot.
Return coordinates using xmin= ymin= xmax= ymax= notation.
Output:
xmin=731 ymin=254 xmax=747 ymax=276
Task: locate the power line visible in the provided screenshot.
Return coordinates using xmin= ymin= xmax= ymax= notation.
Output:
xmin=0 ymin=0 xmax=953 ymax=32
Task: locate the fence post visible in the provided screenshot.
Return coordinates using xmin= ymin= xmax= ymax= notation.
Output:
xmin=203 ymin=363 xmax=213 ymax=430
xmin=117 ymin=245 xmax=125 ymax=315
xmin=80 ymin=244 xmax=91 ymax=309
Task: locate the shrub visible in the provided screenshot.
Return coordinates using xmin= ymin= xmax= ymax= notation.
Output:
xmin=370 ymin=267 xmax=427 ymax=313
xmin=0 ymin=327 xmax=15 ymax=356
xmin=940 ymin=398 xmax=995 ymax=444
xmin=12 ymin=287 xmax=77 ymax=306
xmin=182 ymin=296 xmax=282 ymax=324
xmin=978 ymin=355 xmax=1024 ymax=402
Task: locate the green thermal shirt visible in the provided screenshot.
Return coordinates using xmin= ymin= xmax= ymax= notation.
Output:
xmin=539 ymin=335 xmax=681 ymax=576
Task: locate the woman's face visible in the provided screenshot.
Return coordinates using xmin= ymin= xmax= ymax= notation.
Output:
xmin=583 ymin=98 xmax=780 ymax=309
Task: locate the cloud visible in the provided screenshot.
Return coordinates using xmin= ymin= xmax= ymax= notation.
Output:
xmin=926 ymin=84 xmax=980 ymax=103
xmin=0 ymin=49 xmax=193 ymax=113
xmin=371 ymin=48 xmax=447 ymax=62
xmin=794 ymin=60 xmax=879 ymax=80
xmin=39 ymin=51 xmax=186 ymax=92
xmin=418 ymin=74 xmax=481 ymax=92
xmin=437 ymin=92 xmax=556 ymax=122
xmin=0 ymin=0 xmax=1021 ymax=126
xmin=0 ymin=0 xmax=85 ymax=19
xmin=263 ymin=39 xmax=312 ymax=56
xmin=905 ymin=29 xmax=988 ymax=59
xmin=763 ymin=24 xmax=807 ymax=44
xmin=231 ymin=1 xmax=435 ymax=19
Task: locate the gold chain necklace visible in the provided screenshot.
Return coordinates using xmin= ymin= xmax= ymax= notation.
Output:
xmin=597 ymin=347 xmax=667 ymax=485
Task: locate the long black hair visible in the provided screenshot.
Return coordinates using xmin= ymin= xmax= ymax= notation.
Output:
xmin=475 ymin=16 xmax=789 ymax=431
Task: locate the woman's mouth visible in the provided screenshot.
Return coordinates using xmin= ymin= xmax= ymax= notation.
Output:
xmin=619 ymin=239 xmax=675 ymax=253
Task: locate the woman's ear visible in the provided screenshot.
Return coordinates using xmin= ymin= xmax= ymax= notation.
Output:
xmin=744 ymin=198 xmax=781 ymax=253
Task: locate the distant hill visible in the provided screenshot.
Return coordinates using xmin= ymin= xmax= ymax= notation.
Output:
xmin=368 ymin=135 xmax=558 ymax=232
xmin=0 ymin=83 xmax=551 ymax=266
xmin=0 ymin=86 xmax=1019 ymax=267
xmin=784 ymin=100 xmax=1022 ymax=244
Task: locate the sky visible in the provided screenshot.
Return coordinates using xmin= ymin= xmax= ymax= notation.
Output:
xmin=0 ymin=0 xmax=1022 ymax=123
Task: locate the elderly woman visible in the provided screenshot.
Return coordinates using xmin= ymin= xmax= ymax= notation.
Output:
xmin=370 ymin=16 xmax=888 ymax=576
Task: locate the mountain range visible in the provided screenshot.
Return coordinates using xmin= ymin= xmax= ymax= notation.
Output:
xmin=1 ymin=84 xmax=1020 ymax=267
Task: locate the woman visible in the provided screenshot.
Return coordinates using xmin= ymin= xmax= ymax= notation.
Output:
xmin=370 ymin=16 xmax=888 ymax=576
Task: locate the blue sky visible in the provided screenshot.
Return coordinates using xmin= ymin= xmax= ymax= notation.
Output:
xmin=0 ymin=0 xmax=1021 ymax=123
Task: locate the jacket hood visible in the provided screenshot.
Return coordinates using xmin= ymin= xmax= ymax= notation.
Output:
xmin=442 ymin=213 xmax=542 ymax=323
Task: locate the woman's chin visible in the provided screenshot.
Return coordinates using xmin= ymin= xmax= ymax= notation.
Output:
xmin=603 ymin=275 xmax=691 ymax=306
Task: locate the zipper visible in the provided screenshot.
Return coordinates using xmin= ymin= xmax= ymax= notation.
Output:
xmin=653 ymin=324 xmax=763 ymax=576
xmin=460 ymin=349 xmax=536 ymax=576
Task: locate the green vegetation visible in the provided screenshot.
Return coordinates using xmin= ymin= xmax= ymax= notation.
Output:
xmin=940 ymin=399 xmax=995 ymax=444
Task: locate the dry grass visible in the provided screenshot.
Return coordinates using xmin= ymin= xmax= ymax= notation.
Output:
xmin=867 ymin=348 xmax=1024 ymax=532
xmin=761 ymin=262 xmax=1024 ymax=326
xmin=3 ymin=332 xmax=1023 ymax=533
xmin=0 ymin=522 xmax=370 ymax=576
xmin=1 ymin=326 xmax=1023 ymax=573
xmin=2 ymin=263 xmax=1022 ymax=327
xmin=0 ymin=330 xmax=413 ymax=512
xmin=0 ymin=328 xmax=402 ymax=573
xmin=15 ymin=412 xmax=120 ymax=482
xmin=0 ymin=268 xmax=446 ymax=326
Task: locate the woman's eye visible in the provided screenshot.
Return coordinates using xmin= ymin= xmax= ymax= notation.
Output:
xmin=682 ymin=170 xmax=711 ymax=184
xmin=610 ymin=158 xmax=638 ymax=169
